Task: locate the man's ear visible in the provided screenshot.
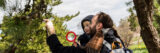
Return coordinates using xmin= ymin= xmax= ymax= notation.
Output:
xmin=96 ymin=23 xmax=103 ymax=32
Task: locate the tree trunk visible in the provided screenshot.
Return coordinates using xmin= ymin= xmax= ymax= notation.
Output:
xmin=133 ymin=0 xmax=160 ymax=53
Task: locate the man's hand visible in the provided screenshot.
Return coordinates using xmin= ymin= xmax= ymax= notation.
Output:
xmin=43 ymin=19 xmax=55 ymax=35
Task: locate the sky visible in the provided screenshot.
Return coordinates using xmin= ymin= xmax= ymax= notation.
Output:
xmin=0 ymin=9 xmax=5 ymax=23
xmin=0 ymin=0 xmax=132 ymax=35
xmin=52 ymin=0 xmax=131 ymax=35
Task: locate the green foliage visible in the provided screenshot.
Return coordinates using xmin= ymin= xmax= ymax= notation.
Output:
xmin=126 ymin=1 xmax=139 ymax=31
xmin=0 ymin=0 xmax=5 ymax=9
xmin=153 ymin=0 xmax=160 ymax=35
xmin=0 ymin=0 xmax=79 ymax=53
xmin=52 ymin=12 xmax=80 ymax=46
xmin=129 ymin=42 xmax=148 ymax=53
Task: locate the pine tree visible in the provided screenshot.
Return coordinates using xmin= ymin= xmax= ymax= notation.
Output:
xmin=0 ymin=0 xmax=79 ymax=53
xmin=126 ymin=1 xmax=139 ymax=32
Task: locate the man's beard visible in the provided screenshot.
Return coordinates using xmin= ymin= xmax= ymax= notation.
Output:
xmin=90 ymin=25 xmax=96 ymax=38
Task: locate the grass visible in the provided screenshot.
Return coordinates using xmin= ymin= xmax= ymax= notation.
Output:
xmin=128 ymin=42 xmax=148 ymax=53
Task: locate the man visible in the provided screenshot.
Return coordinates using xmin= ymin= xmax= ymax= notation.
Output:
xmin=45 ymin=12 xmax=124 ymax=53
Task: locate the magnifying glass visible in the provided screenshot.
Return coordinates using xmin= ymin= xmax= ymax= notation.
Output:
xmin=66 ymin=31 xmax=77 ymax=43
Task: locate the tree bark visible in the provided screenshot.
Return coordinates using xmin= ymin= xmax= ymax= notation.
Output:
xmin=133 ymin=0 xmax=160 ymax=53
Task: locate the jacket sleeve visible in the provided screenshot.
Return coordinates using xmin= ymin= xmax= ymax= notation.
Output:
xmin=46 ymin=34 xmax=86 ymax=53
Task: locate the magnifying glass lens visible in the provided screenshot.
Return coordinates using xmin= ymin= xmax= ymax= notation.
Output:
xmin=66 ymin=31 xmax=77 ymax=42
xmin=68 ymin=33 xmax=75 ymax=41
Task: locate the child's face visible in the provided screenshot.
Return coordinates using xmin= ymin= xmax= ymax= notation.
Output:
xmin=83 ymin=21 xmax=91 ymax=34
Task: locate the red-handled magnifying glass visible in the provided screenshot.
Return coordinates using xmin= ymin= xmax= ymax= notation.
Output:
xmin=66 ymin=31 xmax=77 ymax=43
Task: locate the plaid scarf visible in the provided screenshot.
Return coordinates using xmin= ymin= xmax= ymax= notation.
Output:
xmin=85 ymin=31 xmax=104 ymax=53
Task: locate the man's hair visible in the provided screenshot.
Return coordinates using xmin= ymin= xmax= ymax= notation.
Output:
xmin=97 ymin=12 xmax=113 ymax=28
xmin=97 ymin=12 xmax=121 ymax=38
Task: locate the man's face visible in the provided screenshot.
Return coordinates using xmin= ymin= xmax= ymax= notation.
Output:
xmin=89 ymin=15 xmax=98 ymax=36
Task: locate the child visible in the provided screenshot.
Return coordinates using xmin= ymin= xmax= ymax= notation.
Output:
xmin=78 ymin=15 xmax=93 ymax=46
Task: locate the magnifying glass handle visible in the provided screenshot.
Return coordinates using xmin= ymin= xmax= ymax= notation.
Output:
xmin=73 ymin=41 xmax=78 ymax=47
xmin=66 ymin=31 xmax=77 ymax=42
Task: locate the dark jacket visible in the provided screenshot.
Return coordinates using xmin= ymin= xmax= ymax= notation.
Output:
xmin=78 ymin=33 xmax=91 ymax=46
xmin=47 ymin=34 xmax=86 ymax=53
